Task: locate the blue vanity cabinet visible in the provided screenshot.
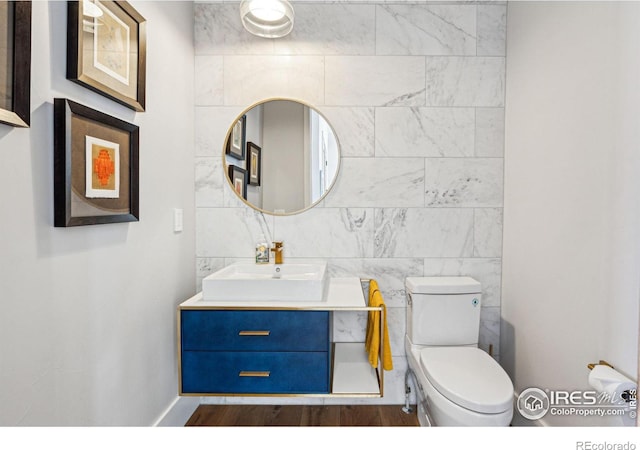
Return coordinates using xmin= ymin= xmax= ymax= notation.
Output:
xmin=180 ymin=310 xmax=331 ymax=395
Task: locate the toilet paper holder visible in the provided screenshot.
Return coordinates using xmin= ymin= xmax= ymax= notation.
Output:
xmin=587 ymin=359 xmax=614 ymax=371
xmin=587 ymin=360 xmax=636 ymax=403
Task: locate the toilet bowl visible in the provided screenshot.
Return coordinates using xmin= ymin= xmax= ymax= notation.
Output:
xmin=405 ymin=277 xmax=514 ymax=426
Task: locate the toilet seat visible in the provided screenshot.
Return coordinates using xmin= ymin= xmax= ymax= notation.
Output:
xmin=419 ymin=347 xmax=513 ymax=414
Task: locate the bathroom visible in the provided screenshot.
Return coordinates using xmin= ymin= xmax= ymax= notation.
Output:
xmin=0 ymin=0 xmax=638 ymax=445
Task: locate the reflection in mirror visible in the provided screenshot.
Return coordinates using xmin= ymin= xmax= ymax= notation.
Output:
xmin=224 ymin=99 xmax=340 ymax=215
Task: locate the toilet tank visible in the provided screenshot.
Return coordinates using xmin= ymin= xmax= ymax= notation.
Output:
xmin=405 ymin=277 xmax=482 ymax=346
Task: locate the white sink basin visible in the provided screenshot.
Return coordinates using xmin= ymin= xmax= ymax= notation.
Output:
xmin=202 ymin=262 xmax=328 ymax=302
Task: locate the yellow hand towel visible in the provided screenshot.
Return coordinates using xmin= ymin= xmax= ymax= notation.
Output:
xmin=364 ymin=280 xmax=393 ymax=371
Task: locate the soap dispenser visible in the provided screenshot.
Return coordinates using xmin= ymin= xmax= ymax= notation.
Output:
xmin=255 ymin=235 xmax=270 ymax=264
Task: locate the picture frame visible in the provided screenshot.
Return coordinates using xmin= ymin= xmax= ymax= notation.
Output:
xmin=67 ymin=0 xmax=146 ymax=112
xmin=228 ymin=165 xmax=247 ymax=200
xmin=54 ymin=98 xmax=140 ymax=227
xmin=246 ymin=142 xmax=261 ymax=186
xmin=225 ymin=115 xmax=246 ymax=159
xmin=0 ymin=1 xmax=31 ymax=127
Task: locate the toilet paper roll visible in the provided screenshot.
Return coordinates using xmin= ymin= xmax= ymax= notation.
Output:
xmin=588 ymin=364 xmax=637 ymax=404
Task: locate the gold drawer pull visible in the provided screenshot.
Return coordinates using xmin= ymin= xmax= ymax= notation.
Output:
xmin=238 ymin=330 xmax=270 ymax=336
xmin=239 ymin=371 xmax=270 ymax=377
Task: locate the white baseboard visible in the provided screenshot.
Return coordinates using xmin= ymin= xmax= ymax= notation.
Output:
xmin=153 ymin=396 xmax=200 ymax=427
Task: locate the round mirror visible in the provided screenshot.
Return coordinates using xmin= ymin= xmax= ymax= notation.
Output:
xmin=223 ymin=99 xmax=340 ymax=215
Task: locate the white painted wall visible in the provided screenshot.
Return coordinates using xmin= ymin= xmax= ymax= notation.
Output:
xmin=0 ymin=1 xmax=195 ymax=425
xmin=502 ymin=1 xmax=640 ymax=426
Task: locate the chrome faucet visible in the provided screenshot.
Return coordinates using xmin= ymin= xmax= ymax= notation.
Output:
xmin=270 ymin=241 xmax=284 ymax=264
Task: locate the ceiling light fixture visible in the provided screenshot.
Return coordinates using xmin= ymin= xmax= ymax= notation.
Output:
xmin=240 ymin=0 xmax=294 ymax=39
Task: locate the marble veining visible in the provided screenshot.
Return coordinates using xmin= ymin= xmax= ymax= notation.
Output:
xmin=374 ymin=208 xmax=474 ymax=258
xmin=195 ymin=56 xmax=224 ymax=106
xmin=375 ymin=107 xmax=474 ymax=157
xmin=319 ymin=107 xmax=375 ymax=157
xmin=376 ymin=4 xmax=476 ymax=56
xmin=195 ymin=107 xmax=243 ymax=157
xmin=194 ymin=3 xmax=275 ymax=55
xmin=333 ymin=306 xmax=405 ymax=359
xmin=197 ymin=208 xmax=274 ymax=258
xmin=382 ymin=89 xmax=427 ymax=107
xmin=325 ymin=56 xmax=425 ymax=106
xmin=385 ymin=307 xmax=407 ymax=359
xmin=424 ymin=158 xmax=504 ymax=207
xmin=333 ymin=311 xmax=367 ymax=343
xmin=274 ymin=208 xmax=374 ymax=258
xmin=223 ymin=56 xmax=325 ymax=106
xmin=477 ymin=4 xmax=507 ymax=56
xmin=196 ymin=257 xmax=225 ymax=291
xmin=425 ymin=56 xmax=505 ymax=106
xmin=328 ymin=258 xmax=423 ymax=307
xmin=325 ymin=158 xmax=424 ymax=207
xmin=195 ymin=157 xmax=224 ymax=207
xmin=274 ymin=4 xmax=375 ymax=55
xmin=473 ymin=208 xmax=503 ymax=258
xmin=475 ymin=108 xmax=505 ymax=157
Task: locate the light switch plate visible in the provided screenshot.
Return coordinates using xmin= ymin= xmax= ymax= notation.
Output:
xmin=174 ymin=208 xmax=183 ymax=233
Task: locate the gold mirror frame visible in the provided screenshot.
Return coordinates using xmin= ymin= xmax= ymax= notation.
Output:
xmin=222 ymin=98 xmax=342 ymax=216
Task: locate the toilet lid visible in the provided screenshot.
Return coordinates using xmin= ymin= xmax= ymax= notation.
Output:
xmin=419 ymin=347 xmax=514 ymax=414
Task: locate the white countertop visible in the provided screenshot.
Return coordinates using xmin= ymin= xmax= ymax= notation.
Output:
xmin=179 ymin=277 xmax=370 ymax=310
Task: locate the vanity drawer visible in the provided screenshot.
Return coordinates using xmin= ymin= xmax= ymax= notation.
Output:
xmin=181 ymin=351 xmax=330 ymax=394
xmin=181 ymin=310 xmax=330 ymax=352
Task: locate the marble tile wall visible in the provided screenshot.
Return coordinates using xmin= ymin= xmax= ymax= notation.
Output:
xmin=194 ymin=1 xmax=506 ymax=405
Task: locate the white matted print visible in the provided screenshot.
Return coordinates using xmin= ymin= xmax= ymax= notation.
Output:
xmin=85 ymin=135 xmax=120 ymax=198
xmin=93 ymin=0 xmax=130 ymax=86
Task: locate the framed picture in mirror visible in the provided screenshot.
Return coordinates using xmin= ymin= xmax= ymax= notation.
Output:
xmin=228 ymin=165 xmax=247 ymax=199
xmin=226 ymin=115 xmax=246 ymax=159
xmin=247 ymin=142 xmax=261 ymax=186
xmin=0 ymin=1 xmax=31 ymax=128
xmin=67 ymin=0 xmax=147 ymax=112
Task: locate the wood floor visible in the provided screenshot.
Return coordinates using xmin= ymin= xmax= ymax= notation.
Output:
xmin=185 ymin=404 xmax=419 ymax=427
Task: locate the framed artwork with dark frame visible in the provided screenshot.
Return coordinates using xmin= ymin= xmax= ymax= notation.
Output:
xmin=246 ymin=142 xmax=261 ymax=186
xmin=67 ymin=0 xmax=146 ymax=112
xmin=0 ymin=1 xmax=31 ymax=127
xmin=228 ymin=165 xmax=247 ymax=200
xmin=54 ymin=98 xmax=139 ymax=227
xmin=225 ymin=115 xmax=246 ymax=159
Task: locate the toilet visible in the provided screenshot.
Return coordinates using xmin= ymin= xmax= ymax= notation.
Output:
xmin=405 ymin=277 xmax=514 ymax=426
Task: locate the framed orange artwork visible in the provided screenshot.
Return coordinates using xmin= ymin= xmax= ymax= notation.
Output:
xmin=228 ymin=165 xmax=247 ymax=200
xmin=54 ymin=98 xmax=139 ymax=226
